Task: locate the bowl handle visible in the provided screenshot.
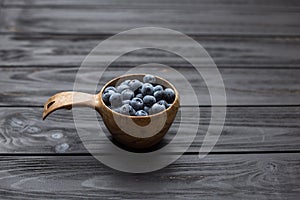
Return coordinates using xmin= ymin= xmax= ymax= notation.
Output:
xmin=42 ymin=91 xmax=99 ymax=120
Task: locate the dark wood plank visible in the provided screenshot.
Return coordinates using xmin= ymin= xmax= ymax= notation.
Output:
xmin=1 ymin=0 xmax=300 ymax=36
xmin=0 ymin=67 xmax=300 ymax=106
xmin=1 ymin=35 xmax=300 ymax=68
xmin=0 ymin=154 xmax=299 ymax=199
xmin=4 ymin=0 xmax=300 ymax=8
xmin=1 ymin=106 xmax=300 ymax=153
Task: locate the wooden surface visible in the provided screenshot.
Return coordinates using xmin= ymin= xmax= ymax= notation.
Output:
xmin=0 ymin=154 xmax=299 ymax=199
xmin=0 ymin=0 xmax=299 ymax=199
xmin=2 ymin=0 xmax=300 ymax=36
xmin=1 ymin=106 xmax=300 ymax=154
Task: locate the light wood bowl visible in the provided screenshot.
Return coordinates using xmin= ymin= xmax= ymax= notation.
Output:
xmin=43 ymin=74 xmax=180 ymax=149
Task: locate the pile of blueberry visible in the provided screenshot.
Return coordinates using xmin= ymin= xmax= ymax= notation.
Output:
xmin=102 ymin=74 xmax=176 ymax=116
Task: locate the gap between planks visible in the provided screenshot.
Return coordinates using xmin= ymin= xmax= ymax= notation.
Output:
xmin=1 ymin=32 xmax=300 ymax=39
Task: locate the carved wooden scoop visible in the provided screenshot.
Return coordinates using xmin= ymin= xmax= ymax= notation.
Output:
xmin=43 ymin=74 xmax=180 ymax=149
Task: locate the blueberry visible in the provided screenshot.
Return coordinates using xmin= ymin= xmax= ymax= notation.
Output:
xmin=102 ymin=90 xmax=115 ymax=105
xmin=120 ymin=79 xmax=131 ymax=86
xmin=104 ymin=86 xmax=117 ymax=93
xmin=149 ymin=103 xmax=165 ymax=115
xmin=154 ymin=90 xmax=164 ymax=101
xmin=108 ymin=90 xmax=116 ymax=94
xmin=166 ymin=103 xmax=171 ymax=108
xmin=157 ymin=100 xmax=167 ymax=107
xmin=116 ymin=84 xmax=129 ymax=93
xmin=164 ymin=88 xmax=175 ymax=103
xmin=135 ymin=93 xmax=143 ymax=99
xmin=144 ymin=106 xmax=150 ymax=114
xmin=109 ymin=93 xmax=122 ymax=108
xmin=128 ymin=79 xmax=143 ymax=92
xmin=122 ymin=100 xmax=130 ymax=105
xmin=135 ymin=110 xmax=148 ymax=116
xmin=121 ymin=89 xmax=134 ymax=100
xmin=143 ymin=74 xmax=156 ymax=84
xmin=143 ymin=95 xmax=156 ymax=107
xmin=129 ymin=97 xmax=144 ymax=111
xmin=119 ymin=104 xmax=136 ymax=116
xmin=141 ymin=83 xmax=154 ymax=96
xmin=153 ymin=85 xmax=163 ymax=92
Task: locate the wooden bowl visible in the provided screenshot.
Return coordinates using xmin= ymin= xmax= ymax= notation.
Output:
xmin=43 ymin=74 xmax=180 ymax=149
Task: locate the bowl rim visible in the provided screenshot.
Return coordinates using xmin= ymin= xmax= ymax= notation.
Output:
xmin=99 ymin=73 xmax=180 ymax=118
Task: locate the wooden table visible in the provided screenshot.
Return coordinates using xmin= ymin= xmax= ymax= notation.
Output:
xmin=1 ymin=0 xmax=300 ymax=199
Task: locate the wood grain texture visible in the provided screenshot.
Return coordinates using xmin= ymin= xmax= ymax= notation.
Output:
xmin=0 ymin=67 xmax=300 ymax=106
xmin=0 ymin=0 xmax=299 ymax=199
xmin=4 ymin=0 xmax=300 ymax=8
xmin=1 ymin=106 xmax=300 ymax=153
xmin=1 ymin=0 xmax=300 ymax=36
xmin=1 ymin=35 xmax=300 ymax=68
xmin=0 ymin=154 xmax=299 ymax=199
